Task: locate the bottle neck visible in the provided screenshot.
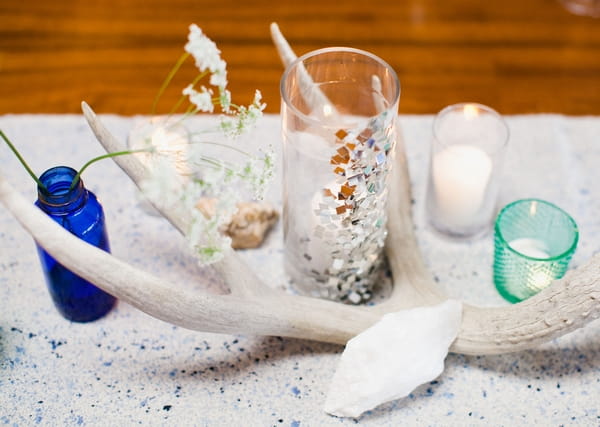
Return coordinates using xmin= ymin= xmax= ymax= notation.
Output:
xmin=37 ymin=166 xmax=87 ymax=214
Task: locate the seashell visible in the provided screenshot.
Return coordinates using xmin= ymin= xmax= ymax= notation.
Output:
xmin=197 ymin=198 xmax=279 ymax=249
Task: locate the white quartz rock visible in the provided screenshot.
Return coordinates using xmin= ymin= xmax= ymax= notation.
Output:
xmin=324 ymin=299 xmax=463 ymax=418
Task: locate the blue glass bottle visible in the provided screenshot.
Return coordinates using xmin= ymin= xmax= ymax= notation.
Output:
xmin=35 ymin=166 xmax=116 ymax=322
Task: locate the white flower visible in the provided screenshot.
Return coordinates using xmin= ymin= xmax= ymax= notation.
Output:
xmin=184 ymin=24 xmax=227 ymax=79
xmin=183 ymin=84 xmax=214 ymax=113
xmin=139 ymin=156 xmax=185 ymax=210
xmin=237 ymin=149 xmax=275 ymax=200
xmin=199 ymin=161 xmax=228 ymax=190
xmin=186 ymin=186 xmax=237 ymax=264
xmin=220 ymin=90 xmax=266 ymax=138
xmin=214 ymin=188 xmax=237 ymax=224
xmin=210 ymin=65 xmax=228 ymax=88
xmin=180 ymin=179 xmax=203 ymax=212
xmin=252 ymin=90 xmax=265 ymax=107
xmin=188 ymin=209 xmax=231 ymax=264
xmin=137 ymin=25 xmax=273 ymax=266
xmin=218 ymin=89 xmax=232 ymax=113
xmin=250 ymin=90 xmax=266 ymax=114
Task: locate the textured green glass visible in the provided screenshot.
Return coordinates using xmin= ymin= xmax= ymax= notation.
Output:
xmin=493 ymin=199 xmax=578 ymax=303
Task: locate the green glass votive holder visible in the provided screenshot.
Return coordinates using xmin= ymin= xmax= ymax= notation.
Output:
xmin=493 ymin=199 xmax=579 ymax=303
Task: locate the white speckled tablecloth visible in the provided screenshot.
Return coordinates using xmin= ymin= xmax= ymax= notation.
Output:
xmin=0 ymin=114 xmax=599 ymax=426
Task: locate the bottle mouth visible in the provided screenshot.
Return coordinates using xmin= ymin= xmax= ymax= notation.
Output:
xmin=37 ymin=166 xmax=84 ymax=206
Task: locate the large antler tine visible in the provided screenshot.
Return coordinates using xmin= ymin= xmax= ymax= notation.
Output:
xmin=455 ymin=259 xmax=600 ymax=354
xmin=381 ymin=126 xmax=600 ymax=353
xmin=271 ymin=23 xmax=339 ymax=120
xmin=0 ymin=171 xmax=378 ymax=342
xmin=270 ymin=23 xmax=298 ymax=69
xmin=377 ymin=130 xmax=448 ymax=312
xmin=81 ymin=103 xmax=147 ymax=189
xmin=81 ymin=102 xmax=276 ymax=297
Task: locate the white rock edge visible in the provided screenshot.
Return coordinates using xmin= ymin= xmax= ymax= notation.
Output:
xmin=324 ymin=300 xmax=463 ymax=418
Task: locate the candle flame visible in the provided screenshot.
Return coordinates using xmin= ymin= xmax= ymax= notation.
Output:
xmin=149 ymin=126 xmax=190 ymax=175
xmin=529 ymin=201 xmax=538 ymax=217
xmin=463 ymin=104 xmax=479 ymax=119
xmin=529 ymin=270 xmax=553 ymax=291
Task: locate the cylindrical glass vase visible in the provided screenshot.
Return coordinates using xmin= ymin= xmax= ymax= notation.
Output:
xmin=35 ymin=166 xmax=116 ymax=322
xmin=280 ymin=47 xmax=400 ymax=304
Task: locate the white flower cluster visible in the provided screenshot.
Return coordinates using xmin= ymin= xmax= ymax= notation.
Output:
xmin=182 ymin=85 xmax=214 ymax=113
xmin=182 ymin=24 xmax=265 ymax=137
xmin=184 ymin=23 xmax=227 ymax=87
xmin=220 ymin=90 xmax=266 ymax=138
xmin=136 ymin=24 xmax=273 ymax=264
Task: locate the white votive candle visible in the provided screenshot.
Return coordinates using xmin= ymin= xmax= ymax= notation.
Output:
xmin=432 ymin=144 xmax=493 ymax=228
xmin=427 ymin=103 xmax=508 ymax=238
xmin=508 ymin=237 xmax=550 ymax=259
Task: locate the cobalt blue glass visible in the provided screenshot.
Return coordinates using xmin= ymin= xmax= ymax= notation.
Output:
xmin=35 ymin=166 xmax=116 ymax=322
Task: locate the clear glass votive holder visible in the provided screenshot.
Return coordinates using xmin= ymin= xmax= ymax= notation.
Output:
xmin=280 ymin=47 xmax=400 ymax=304
xmin=493 ymin=199 xmax=579 ymax=303
xmin=426 ymin=103 xmax=509 ymax=239
xmin=128 ymin=118 xmax=191 ymax=215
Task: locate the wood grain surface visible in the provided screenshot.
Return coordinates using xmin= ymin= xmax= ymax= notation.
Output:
xmin=1 ymin=0 xmax=599 ymax=115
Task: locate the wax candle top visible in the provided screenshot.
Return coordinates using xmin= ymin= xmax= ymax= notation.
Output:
xmin=508 ymin=237 xmax=550 ymax=259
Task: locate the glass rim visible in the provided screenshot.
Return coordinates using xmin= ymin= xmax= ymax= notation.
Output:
xmin=37 ymin=165 xmax=84 ymax=204
xmin=280 ymin=46 xmax=401 ymax=128
xmin=433 ymin=102 xmax=510 ymax=155
xmin=494 ymin=198 xmax=579 ymax=262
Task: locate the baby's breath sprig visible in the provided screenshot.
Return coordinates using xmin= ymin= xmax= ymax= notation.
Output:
xmin=134 ymin=23 xmax=274 ymax=264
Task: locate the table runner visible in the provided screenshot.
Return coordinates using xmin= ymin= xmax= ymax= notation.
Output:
xmin=0 ymin=114 xmax=598 ymax=425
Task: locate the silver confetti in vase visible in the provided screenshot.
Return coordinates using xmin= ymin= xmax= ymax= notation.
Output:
xmin=280 ymin=47 xmax=401 ymax=304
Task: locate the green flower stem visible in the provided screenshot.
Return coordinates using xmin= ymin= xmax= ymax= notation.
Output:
xmin=184 ymin=104 xmax=198 ymax=117
xmin=194 ymin=156 xmax=233 ymax=170
xmin=168 ymin=95 xmax=189 ymax=118
xmin=151 ymin=51 xmax=191 ymax=115
xmin=0 ymin=129 xmax=46 ymax=191
xmin=70 ymin=148 xmax=152 ymax=191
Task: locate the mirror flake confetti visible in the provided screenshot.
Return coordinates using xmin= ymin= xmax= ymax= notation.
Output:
xmin=303 ymin=112 xmax=396 ymax=303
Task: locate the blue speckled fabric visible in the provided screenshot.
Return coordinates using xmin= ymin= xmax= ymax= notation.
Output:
xmin=0 ymin=114 xmax=598 ymax=425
